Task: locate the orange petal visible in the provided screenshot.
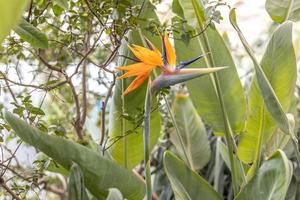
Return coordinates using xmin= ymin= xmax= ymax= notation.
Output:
xmin=128 ymin=45 xmax=163 ymax=67
xmin=163 ymin=35 xmax=176 ymax=67
xmin=123 ymin=72 xmax=150 ymax=96
xmin=117 ymin=64 xmax=156 ymax=79
xmin=116 ymin=62 xmax=146 ymax=71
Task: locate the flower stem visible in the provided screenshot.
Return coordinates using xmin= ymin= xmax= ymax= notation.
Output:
xmin=144 ymin=80 xmax=152 ymax=200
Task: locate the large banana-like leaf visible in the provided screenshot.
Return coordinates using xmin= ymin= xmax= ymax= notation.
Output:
xmin=170 ymin=93 xmax=211 ymax=170
xmin=172 ymin=0 xmax=246 ymax=134
xmin=108 ymin=0 xmax=161 ymax=169
xmin=0 ymin=0 xmax=28 ymax=44
xmin=5 ymin=112 xmax=145 ymax=200
xmin=236 ymin=22 xmax=296 ymax=164
xmin=164 ymin=151 xmax=222 ymax=200
xmin=265 ymin=0 xmax=300 ymax=23
xmin=235 ymin=150 xmax=293 ymax=200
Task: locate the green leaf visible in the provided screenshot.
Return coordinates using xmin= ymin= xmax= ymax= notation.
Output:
xmin=54 ymin=0 xmax=69 ymax=10
xmin=68 ymin=163 xmax=90 ymax=200
xmin=108 ymin=0 xmax=161 ymax=169
xmin=230 ymin=10 xmax=292 ymax=135
xmin=0 ymin=0 xmax=28 ymax=44
xmin=263 ymin=130 xmax=290 ymax=158
xmin=5 ymin=112 xmax=145 ymax=200
xmin=172 ymin=0 xmax=246 ymax=134
xmin=106 ymin=188 xmax=123 ymax=200
xmin=235 ymin=150 xmax=293 ymax=200
xmin=36 ymin=152 xmax=69 ymax=176
xmin=265 ymin=0 xmax=300 ymax=23
xmin=14 ymin=18 xmax=49 ymax=49
xmin=264 ymin=97 xmax=298 ymax=157
xmin=217 ymin=140 xmax=247 ymax=186
xmin=28 ymin=106 xmax=45 ymax=116
xmin=171 ymin=94 xmax=211 ymax=170
xmin=231 ymin=16 xmax=297 ymax=164
xmin=163 ymin=151 xmax=222 ymax=200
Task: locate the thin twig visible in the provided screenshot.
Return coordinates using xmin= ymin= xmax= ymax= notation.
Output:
xmin=100 ymin=73 xmax=116 ymax=145
xmin=0 ymin=178 xmax=22 ymax=200
xmin=26 ymin=0 xmax=33 ymax=21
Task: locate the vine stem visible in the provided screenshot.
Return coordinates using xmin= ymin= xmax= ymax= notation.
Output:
xmin=163 ymin=95 xmax=193 ymax=169
xmin=143 ymin=80 xmax=152 ymax=200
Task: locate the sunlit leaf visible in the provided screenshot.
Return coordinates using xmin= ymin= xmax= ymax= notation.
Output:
xmin=0 ymin=0 xmax=29 ymax=44
xmin=231 ymin=14 xmax=297 ymax=164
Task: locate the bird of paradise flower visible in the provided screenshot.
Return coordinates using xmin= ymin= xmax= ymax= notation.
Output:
xmin=115 ymin=35 xmax=227 ymax=200
xmin=116 ymin=35 xmax=227 ymax=95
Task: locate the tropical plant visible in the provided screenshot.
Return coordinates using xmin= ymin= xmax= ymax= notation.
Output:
xmin=0 ymin=0 xmax=300 ymax=200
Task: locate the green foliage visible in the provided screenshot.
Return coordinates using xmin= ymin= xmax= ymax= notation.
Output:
xmin=235 ymin=150 xmax=293 ymax=200
xmin=53 ymin=0 xmax=69 ymax=10
xmin=171 ymin=94 xmax=211 ymax=170
xmin=108 ymin=0 xmax=162 ymax=169
xmin=266 ymin=0 xmax=300 ymax=23
xmin=230 ymin=10 xmax=293 ymax=137
xmin=5 ymin=112 xmax=145 ymax=199
xmin=236 ymin=22 xmax=296 ymax=164
xmin=217 ymin=140 xmax=247 ymax=186
xmin=1 ymin=0 xmax=300 ymax=200
xmin=0 ymin=0 xmax=28 ymax=44
xmin=164 ymin=151 xmax=222 ymax=200
xmin=14 ymin=18 xmax=49 ymax=49
xmin=172 ymin=0 xmax=246 ymax=134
